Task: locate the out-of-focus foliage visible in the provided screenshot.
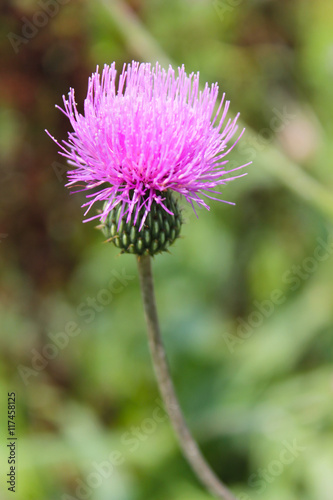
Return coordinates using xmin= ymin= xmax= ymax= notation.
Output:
xmin=0 ymin=0 xmax=332 ymax=499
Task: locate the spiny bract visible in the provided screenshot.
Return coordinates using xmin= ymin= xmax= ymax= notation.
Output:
xmin=101 ymin=190 xmax=182 ymax=256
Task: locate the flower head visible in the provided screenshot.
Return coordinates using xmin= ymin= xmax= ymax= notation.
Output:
xmin=48 ymin=61 xmax=249 ymax=229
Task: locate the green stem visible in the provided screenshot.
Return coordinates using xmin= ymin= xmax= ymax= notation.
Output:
xmin=137 ymin=255 xmax=237 ymax=500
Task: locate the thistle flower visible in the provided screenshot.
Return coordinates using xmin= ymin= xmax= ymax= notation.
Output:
xmin=48 ymin=61 xmax=249 ymax=255
xmin=48 ymin=61 xmax=247 ymax=500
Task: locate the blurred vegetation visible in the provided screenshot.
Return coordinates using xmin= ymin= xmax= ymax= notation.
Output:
xmin=0 ymin=0 xmax=333 ymax=499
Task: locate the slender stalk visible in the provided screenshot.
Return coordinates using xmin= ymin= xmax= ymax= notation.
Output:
xmin=137 ymin=254 xmax=237 ymax=500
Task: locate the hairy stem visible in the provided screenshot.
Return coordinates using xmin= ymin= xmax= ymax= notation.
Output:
xmin=137 ymin=254 xmax=237 ymax=500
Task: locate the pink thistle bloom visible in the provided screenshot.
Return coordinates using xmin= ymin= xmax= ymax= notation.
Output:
xmin=47 ymin=61 xmax=249 ymax=230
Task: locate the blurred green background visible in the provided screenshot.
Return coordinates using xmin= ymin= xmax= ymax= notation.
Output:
xmin=1 ymin=0 xmax=333 ymax=499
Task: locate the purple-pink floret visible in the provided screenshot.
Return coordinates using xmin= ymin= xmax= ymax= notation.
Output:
xmin=47 ymin=61 xmax=249 ymax=230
